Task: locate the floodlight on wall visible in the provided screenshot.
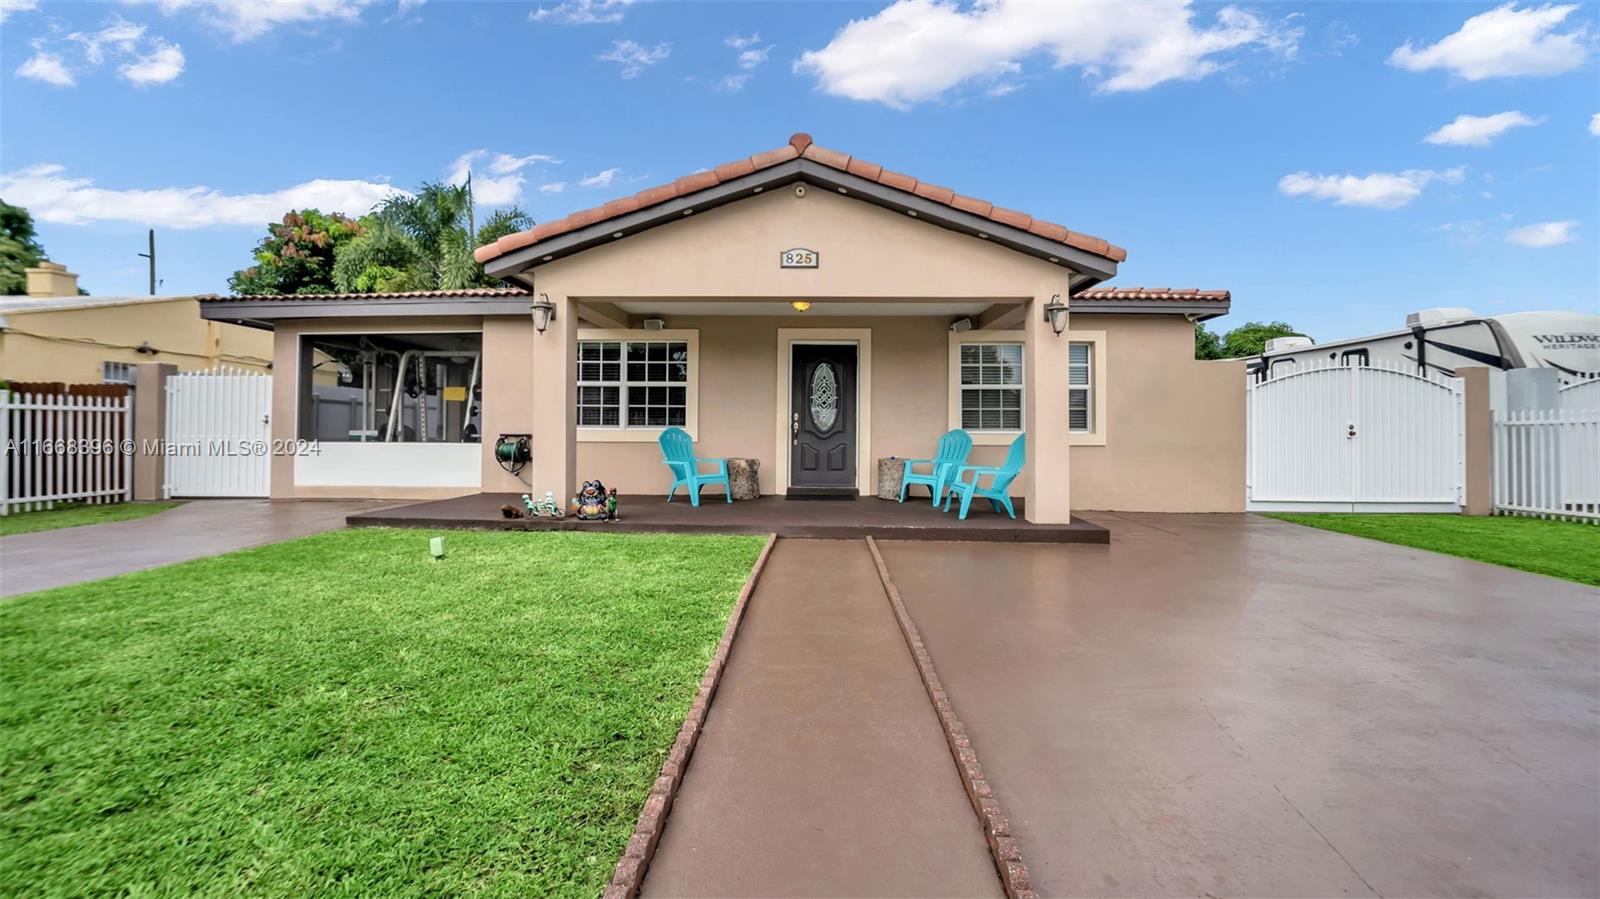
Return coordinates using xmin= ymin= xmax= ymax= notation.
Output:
xmin=531 ymin=294 xmax=556 ymax=334
xmin=643 ymin=318 xmax=665 ymax=331
xmin=791 ymin=300 xmax=812 ymax=312
xmin=949 ymin=317 xmax=973 ymax=333
xmin=1043 ymin=295 xmax=1067 ymax=336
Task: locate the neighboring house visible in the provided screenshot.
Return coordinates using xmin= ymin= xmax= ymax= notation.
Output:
xmin=201 ymin=133 xmax=1245 ymax=518
xmin=0 ymin=263 xmax=273 ymax=384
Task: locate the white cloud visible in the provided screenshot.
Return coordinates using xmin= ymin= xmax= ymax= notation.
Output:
xmin=726 ymin=32 xmax=772 ymax=69
xmin=987 ymin=82 xmax=1021 ymax=97
xmin=1389 ymin=3 xmax=1590 ymax=80
xmin=538 ymin=182 xmax=567 ymax=194
xmin=598 ymin=39 xmax=669 ymax=78
xmin=0 ymin=162 xmax=404 ymax=228
xmin=70 ymin=18 xmax=148 ymax=65
xmin=715 ymin=74 xmax=752 ymax=92
xmin=1277 ymin=167 xmax=1466 ymax=210
xmin=118 ymin=39 xmax=185 ymax=85
xmin=0 ymin=0 xmax=39 ymax=24
xmin=1505 ymin=219 xmax=1579 ymax=247
xmin=128 ymin=0 xmax=377 ymax=43
xmin=1590 ymin=113 xmax=1600 ymax=136
xmin=795 ymin=0 xmax=1302 ymax=109
xmin=530 ymin=0 xmax=632 ymax=24
xmin=446 ymin=149 xmax=559 ymax=205
xmin=578 ymin=168 xmax=621 ymax=188
xmin=15 ymin=51 xmax=75 ymax=87
xmin=1424 ymin=110 xmax=1542 ymax=146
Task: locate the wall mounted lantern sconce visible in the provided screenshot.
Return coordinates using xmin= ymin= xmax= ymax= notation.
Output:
xmin=1043 ymin=294 xmax=1067 ymax=336
xmin=530 ymin=293 xmax=556 ymax=334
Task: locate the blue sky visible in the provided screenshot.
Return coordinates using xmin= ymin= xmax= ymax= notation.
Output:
xmin=1 ymin=0 xmax=1596 ymax=340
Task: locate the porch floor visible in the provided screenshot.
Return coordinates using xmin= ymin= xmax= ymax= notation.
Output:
xmin=346 ymin=492 xmax=1110 ymax=543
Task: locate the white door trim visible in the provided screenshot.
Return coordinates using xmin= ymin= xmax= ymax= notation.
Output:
xmin=774 ymin=328 xmax=872 ymax=495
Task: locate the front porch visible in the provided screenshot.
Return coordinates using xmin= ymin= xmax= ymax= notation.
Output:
xmin=347 ymin=492 xmax=1110 ymax=543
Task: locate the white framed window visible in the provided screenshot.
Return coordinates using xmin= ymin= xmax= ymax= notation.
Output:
xmin=958 ymin=342 xmax=1024 ymax=432
xmin=577 ymin=337 xmax=691 ymax=430
xmin=101 ymin=361 xmax=135 ymax=384
xmin=1068 ymin=342 xmax=1093 ymax=432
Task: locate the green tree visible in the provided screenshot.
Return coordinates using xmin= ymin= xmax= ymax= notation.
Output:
xmin=1 ymin=201 xmax=50 ymax=295
xmin=1195 ymin=320 xmax=1308 ymax=360
xmin=229 ymin=209 xmax=364 ymax=295
xmin=331 ymin=183 xmax=533 ymax=293
xmin=1194 ymin=323 xmax=1225 ymax=360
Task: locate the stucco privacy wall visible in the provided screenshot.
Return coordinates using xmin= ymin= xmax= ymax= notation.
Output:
xmin=1069 ymin=315 xmax=1246 ymax=512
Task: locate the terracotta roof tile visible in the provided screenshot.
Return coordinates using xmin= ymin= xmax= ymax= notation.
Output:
xmin=714 ymin=158 xmax=756 ymax=180
xmin=201 ymin=288 xmax=532 ymax=303
xmin=1074 ymin=287 xmax=1229 ymax=303
xmin=949 ymin=194 xmax=993 ymax=217
xmin=875 ymin=168 xmax=918 ymax=193
xmin=472 ymin=132 xmax=1127 ymax=266
xmin=845 ymin=157 xmax=883 ymax=181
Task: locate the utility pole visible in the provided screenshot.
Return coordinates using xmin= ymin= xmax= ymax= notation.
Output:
xmin=136 ymin=229 xmax=155 ymax=295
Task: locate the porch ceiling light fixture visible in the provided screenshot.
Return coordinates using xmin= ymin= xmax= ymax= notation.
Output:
xmin=791 ymin=300 xmax=812 ymax=312
xmin=531 ymin=293 xmax=556 ymax=334
xmin=1043 ymin=294 xmax=1067 ymax=336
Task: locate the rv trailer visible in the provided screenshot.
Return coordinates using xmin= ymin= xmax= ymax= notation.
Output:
xmin=1247 ymin=308 xmax=1600 ymax=387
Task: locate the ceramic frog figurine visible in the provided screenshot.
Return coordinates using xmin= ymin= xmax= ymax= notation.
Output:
xmin=573 ymin=479 xmax=609 ymax=520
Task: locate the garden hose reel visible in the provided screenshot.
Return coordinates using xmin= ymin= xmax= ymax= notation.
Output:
xmin=495 ymin=434 xmax=531 ymax=476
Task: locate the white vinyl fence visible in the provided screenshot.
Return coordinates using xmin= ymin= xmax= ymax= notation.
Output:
xmin=163 ymin=368 xmax=272 ymax=498
xmin=0 ymin=390 xmax=133 ymax=515
xmin=1247 ymin=360 xmax=1465 ymax=512
xmin=1494 ymin=382 xmax=1600 ymax=523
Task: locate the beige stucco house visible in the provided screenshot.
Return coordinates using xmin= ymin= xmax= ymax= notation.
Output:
xmin=201 ymin=133 xmax=1244 ymax=521
xmin=1 ymin=263 xmax=272 ymax=385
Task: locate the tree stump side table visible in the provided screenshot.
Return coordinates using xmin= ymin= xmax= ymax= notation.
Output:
xmin=727 ymin=458 xmax=761 ymax=500
xmin=876 ymin=458 xmax=906 ymax=500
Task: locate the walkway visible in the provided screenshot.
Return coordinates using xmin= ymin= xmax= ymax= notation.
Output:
xmin=0 ymin=499 xmax=392 ymax=597
xmin=639 ymin=538 xmax=1001 ymax=897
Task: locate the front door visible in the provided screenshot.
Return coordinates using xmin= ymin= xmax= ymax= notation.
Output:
xmin=790 ymin=343 xmax=856 ymax=492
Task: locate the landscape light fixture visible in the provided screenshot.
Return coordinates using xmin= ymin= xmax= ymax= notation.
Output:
xmin=1043 ymin=295 xmax=1067 ymax=336
xmin=531 ymin=294 xmax=556 ymax=333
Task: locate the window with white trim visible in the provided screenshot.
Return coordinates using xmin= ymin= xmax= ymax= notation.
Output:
xmin=577 ymin=339 xmax=689 ymax=428
xmin=958 ymin=342 xmax=1023 ymax=431
xmin=1068 ymin=342 xmax=1093 ymax=432
xmin=102 ymin=361 xmax=135 ymax=385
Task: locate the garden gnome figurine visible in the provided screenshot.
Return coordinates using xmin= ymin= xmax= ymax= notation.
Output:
xmin=606 ymin=488 xmax=619 ymax=521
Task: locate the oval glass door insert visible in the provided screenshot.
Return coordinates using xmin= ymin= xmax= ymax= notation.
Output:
xmin=810 ymin=363 xmax=838 ymax=431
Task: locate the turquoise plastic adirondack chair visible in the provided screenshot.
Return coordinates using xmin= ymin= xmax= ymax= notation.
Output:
xmin=898 ymin=429 xmax=974 ymax=505
xmin=942 ymin=433 xmax=1026 ymax=520
xmin=658 ymin=427 xmax=732 ymax=507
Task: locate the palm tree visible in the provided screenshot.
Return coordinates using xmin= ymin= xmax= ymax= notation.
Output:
xmin=332 ymin=182 xmax=531 ymax=293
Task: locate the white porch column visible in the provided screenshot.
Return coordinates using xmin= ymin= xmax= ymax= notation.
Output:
xmin=1023 ymin=288 xmax=1072 ymax=523
xmin=529 ymin=293 xmax=577 ymax=504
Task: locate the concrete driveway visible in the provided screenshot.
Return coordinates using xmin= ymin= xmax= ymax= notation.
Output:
xmin=878 ymin=513 xmax=1599 ymax=898
xmin=0 ymin=499 xmax=393 ymax=597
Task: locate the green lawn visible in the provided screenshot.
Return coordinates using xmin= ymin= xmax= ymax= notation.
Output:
xmin=0 ymin=529 xmax=765 ymax=898
xmin=0 ymin=501 xmax=184 ymax=537
xmin=1266 ymin=514 xmax=1600 ymax=587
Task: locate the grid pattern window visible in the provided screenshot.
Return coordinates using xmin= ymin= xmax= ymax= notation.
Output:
xmin=959 ymin=343 xmax=1024 ymax=431
xmin=1068 ymin=342 xmax=1093 ymax=432
xmin=577 ymin=340 xmax=688 ymax=429
xmin=101 ymin=361 xmax=135 ymax=385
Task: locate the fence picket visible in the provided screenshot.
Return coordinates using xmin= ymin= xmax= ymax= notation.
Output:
xmin=1492 ymin=405 xmax=1599 ymax=524
xmin=0 ymin=391 xmax=133 ymax=515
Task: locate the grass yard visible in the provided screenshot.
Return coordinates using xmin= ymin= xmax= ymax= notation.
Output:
xmin=1267 ymin=514 xmax=1600 ymax=587
xmin=0 ymin=501 xmax=183 ymax=537
xmin=0 ymin=528 xmax=765 ymax=898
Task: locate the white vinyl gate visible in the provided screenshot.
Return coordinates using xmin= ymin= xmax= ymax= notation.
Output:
xmin=164 ymin=368 xmax=272 ymax=497
xmin=1247 ymin=361 xmax=1464 ymax=512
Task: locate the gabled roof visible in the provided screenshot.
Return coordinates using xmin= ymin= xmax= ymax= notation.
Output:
xmin=475 ymin=133 xmax=1127 ymax=283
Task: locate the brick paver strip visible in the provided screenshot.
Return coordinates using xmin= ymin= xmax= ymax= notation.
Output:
xmin=604 ymin=533 xmax=778 ymax=899
xmin=864 ymin=536 xmax=1038 ymax=899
